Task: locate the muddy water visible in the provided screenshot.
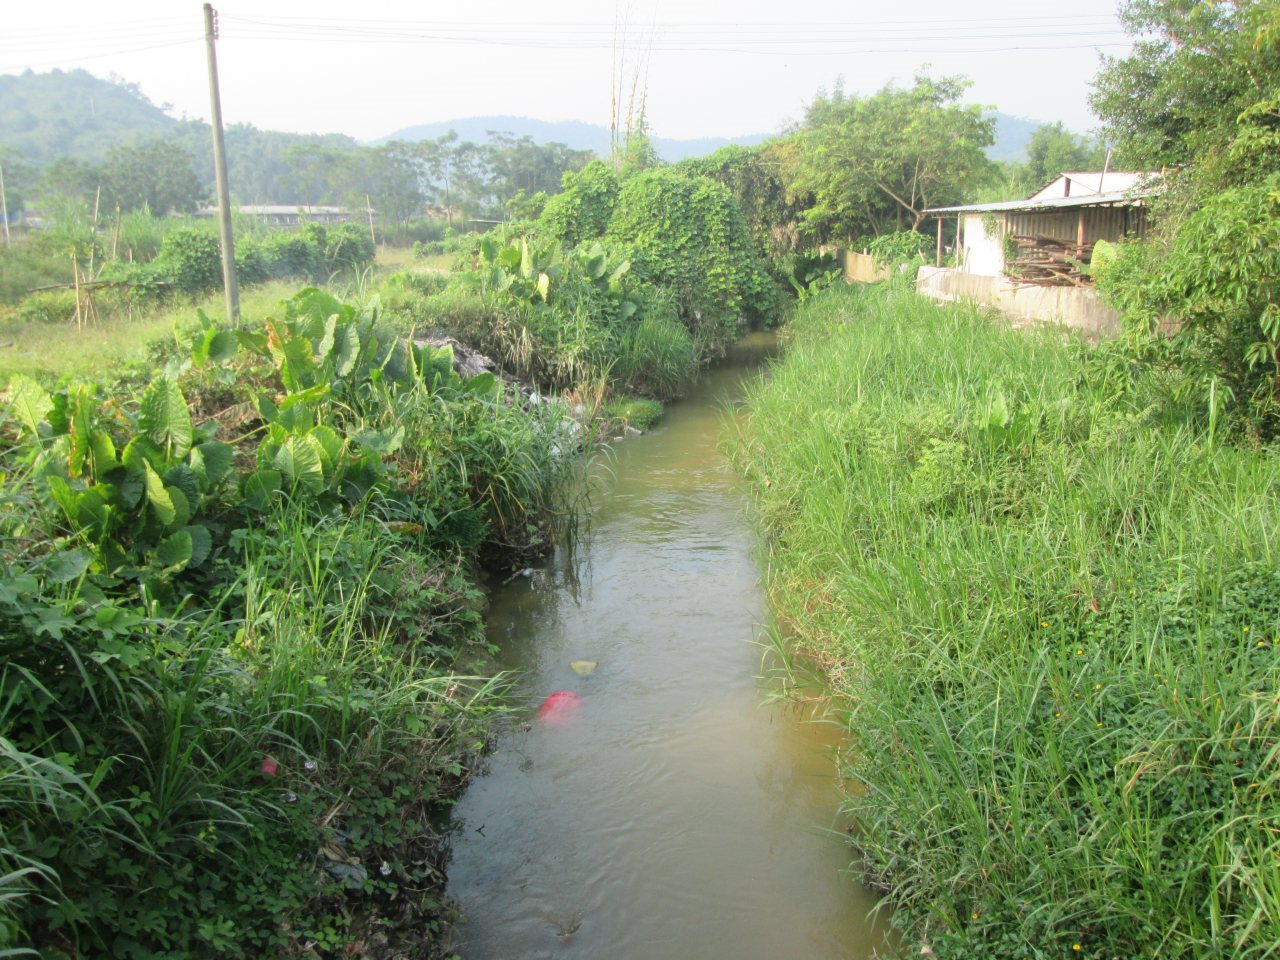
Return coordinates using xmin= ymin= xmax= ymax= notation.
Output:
xmin=446 ymin=333 xmax=891 ymax=959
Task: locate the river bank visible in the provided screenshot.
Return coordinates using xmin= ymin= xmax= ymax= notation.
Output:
xmin=729 ymin=283 xmax=1280 ymax=959
xmin=0 ymin=288 xmax=578 ymax=958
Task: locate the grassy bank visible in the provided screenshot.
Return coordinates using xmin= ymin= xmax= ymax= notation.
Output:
xmin=730 ymin=284 xmax=1280 ymax=959
xmin=0 ymin=287 xmax=577 ymax=957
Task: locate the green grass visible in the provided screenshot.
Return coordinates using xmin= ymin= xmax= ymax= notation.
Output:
xmin=0 ymin=282 xmax=300 ymax=385
xmin=730 ymin=284 xmax=1280 ymax=959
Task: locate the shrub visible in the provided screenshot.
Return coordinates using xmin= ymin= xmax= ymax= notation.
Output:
xmin=15 ymin=289 xmax=77 ymax=324
xmin=149 ymin=227 xmax=223 ymax=296
xmin=539 ymin=160 xmax=620 ymax=248
xmin=606 ymin=168 xmax=777 ymax=351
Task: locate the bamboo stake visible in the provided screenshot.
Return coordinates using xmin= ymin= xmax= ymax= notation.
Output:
xmin=72 ymin=251 xmax=83 ymax=330
xmin=88 ymin=185 xmax=101 ymax=279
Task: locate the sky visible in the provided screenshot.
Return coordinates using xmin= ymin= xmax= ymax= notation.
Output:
xmin=3 ymin=0 xmax=1131 ymax=143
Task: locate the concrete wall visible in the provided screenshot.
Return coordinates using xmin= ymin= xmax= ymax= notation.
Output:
xmin=916 ymin=265 xmax=1121 ymax=337
xmin=821 ymin=246 xmax=890 ymax=283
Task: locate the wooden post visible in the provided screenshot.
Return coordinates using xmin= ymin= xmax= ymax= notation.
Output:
xmin=0 ymin=164 xmax=10 ymax=248
xmin=1076 ymin=210 xmax=1086 ymax=260
xmin=204 ymin=3 xmax=239 ymax=322
xmin=936 ymin=217 xmax=943 ymax=267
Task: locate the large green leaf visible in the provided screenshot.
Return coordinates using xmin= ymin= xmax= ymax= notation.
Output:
xmin=163 ymin=464 xmax=201 ymax=514
xmin=275 ymin=436 xmax=325 ymax=494
xmin=207 ymin=329 xmax=239 ymax=363
xmin=182 ymin=524 xmax=213 ymax=568
xmin=6 ymin=374 xmax=51 ymax=438
xmin=138 ymin=377 xmax=193 ymax=461
xmin=241 ymin=469 xmax=281 ymax=510
xmin=332 ymin=323 xmax=361 ymax=377
xmin=267 ymin=321 xmax=318 ymax=393
xmin=317 ymin=313 xmax=339 ymax=362
xmin=190 ymin=441 xmax=234 ymax=488
xmin=144 ymin=462 xmax=176 ymax=525
xmin=354 ymin=426 xmax=404 ymax=455
xmin=66 ymin=385 xmax=94 ymax=479
xmin=308 ymin=425 xmax=343 ymax=474
xmin=152 ymin=529 xmax=193 ymax=576
xmin=89 ymin=429 xmax=119 ymax=477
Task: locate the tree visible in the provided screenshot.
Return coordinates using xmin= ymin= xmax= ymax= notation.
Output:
xmin=1091 ymin=0 xmax=1280 ymax=435
xmin=98 ymin=140 xmax=206 ymax=213
xmin=783 ymin=75 xmax=995 ymax=241
xmin=1091 ymin=0 xmax=1280 ymax=172
xmin=1019 ymin=123 xmax=1108 ymax=192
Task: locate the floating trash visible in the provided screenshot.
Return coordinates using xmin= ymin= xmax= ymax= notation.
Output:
xmin=537 ymin=690 xmax=582 ymax=725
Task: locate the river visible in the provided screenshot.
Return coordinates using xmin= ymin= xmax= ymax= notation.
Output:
xmin=445 ymin=332 xmax=892 ymax=959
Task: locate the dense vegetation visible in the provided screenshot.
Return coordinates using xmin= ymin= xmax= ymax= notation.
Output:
xmin=732 ymin=284 xmax=1280 ymax=958
xmin=1090 ymin=0 xmax=1280 ymax=437
xmin=0 ymin=287 xmax=578 ymax=957
xmin=379 ymin=158 xmax=779 ymax=404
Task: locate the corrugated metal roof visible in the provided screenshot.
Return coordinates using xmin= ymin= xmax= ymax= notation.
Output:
xmin=925 ymin=188 xmax=1155 ymax=215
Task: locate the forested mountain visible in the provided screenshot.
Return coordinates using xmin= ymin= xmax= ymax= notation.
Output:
xmin=0 ymin=69 xmax=176 ymax=167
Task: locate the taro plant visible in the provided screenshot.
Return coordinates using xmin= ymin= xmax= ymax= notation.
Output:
xmin=8 ymin=373 xmax=236 ymax=596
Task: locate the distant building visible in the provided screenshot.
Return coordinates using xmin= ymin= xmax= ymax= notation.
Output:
xmin=196 ymin=204 xmax=353 ymax=226
xmin=926 ymin=171 xmax=1161 ymax=283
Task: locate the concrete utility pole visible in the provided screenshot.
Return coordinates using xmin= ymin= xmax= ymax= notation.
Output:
xmin=204 ymin=3 xmax=239 ymax=322
xmin=0 ymin=164 xmax=11 ymax=248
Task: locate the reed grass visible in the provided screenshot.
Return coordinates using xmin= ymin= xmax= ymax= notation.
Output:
xmin=731 ymin=284 xmax=1280 ymax=959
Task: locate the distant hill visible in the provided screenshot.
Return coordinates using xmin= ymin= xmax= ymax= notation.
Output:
xmin=0 ymin=69 xmax=179 ymax=167
xmin=376 ymin=116 xmax=771 ymax=163
xmin=988 ymin=113 xmax=1047 ymax=163
xmin=0 ymin=70 xmax=359 ymax=204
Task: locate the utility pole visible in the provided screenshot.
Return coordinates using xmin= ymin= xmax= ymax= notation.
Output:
xmin=204 ymin=3 xmax=238 ymax=322
xmin=0 ymin=164 xmax=10 ymax=248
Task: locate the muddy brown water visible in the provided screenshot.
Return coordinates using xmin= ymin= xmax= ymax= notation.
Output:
xmin=446 ymin=332 xmax=893 ymax=959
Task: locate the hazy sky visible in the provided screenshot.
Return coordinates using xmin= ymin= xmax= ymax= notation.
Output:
xmin=4 ymin=0 xmax=1130 ymax=142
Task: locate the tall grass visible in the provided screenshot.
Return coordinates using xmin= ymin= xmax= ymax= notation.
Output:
xmin=730 ymin=284 xmax=1280 ymax=959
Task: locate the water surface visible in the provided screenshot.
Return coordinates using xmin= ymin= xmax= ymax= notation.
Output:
xmin=447 ymin=333 xmax=891 ymax=959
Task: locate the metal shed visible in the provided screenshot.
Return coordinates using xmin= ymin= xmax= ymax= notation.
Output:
xmin=925 ymin=172 xmax=1160 ymax=285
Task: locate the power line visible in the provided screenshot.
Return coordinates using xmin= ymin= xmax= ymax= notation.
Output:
xmin=0 ymin=37 xmax=202 ymax=74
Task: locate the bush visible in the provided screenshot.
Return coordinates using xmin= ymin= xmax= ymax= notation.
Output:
xmin=539 ymin=160 xmax=620 ymax=248
xmin=602 ymin=396 xmax=663 ymax=431
xmin=15 ymin=289 xmax=77 ymax=324
xmin=606 ymin=168 xmax=777 ymax=351
xmin=866 ymin=229 xmax=929 ymax=273
xmin=148 ymin=227 xmax=223 ymax=296
xmin=324 ymin=223 xmax=375 ymax=273
xmin=0 ymin=287 xmax=577 ymax=955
